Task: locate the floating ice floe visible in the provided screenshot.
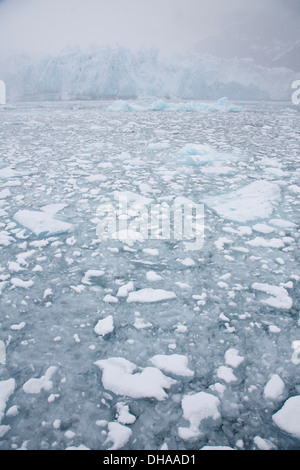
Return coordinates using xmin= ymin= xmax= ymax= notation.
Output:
xmin=202 ymin=180 xmax=281 ymax=223
xmin=0 ymin=167 xmax=31 ymax=179
xmin=252 ymin=283 xmax=293 ymax=310
xmin=23 ymin=366 xmax=57 ymax=394
xmin=105 ymin=422 xmax=132 ymax=450
xmin=14 ymin=208 xmax=73 ymax=237
xmin=149 ymin=354 xmax=194 ymax=377
xmin=94 ymin=316 xmax=114 ymax=337
xmin=82 ymin=270 xmax=105 ymax=285
xmin=224 ymin=349 xmax=245 ymax=368
xmin=178 ymin=392 xmax=221 ymax=440
xmin=272 ymin=396 xmax=300 ymax=439
xmin=126 ymin=288 xmax=177 ymax=303
xmin=263 ymin=374 xmax=286 ymax=401
xmin=115 ymin=402 xmax=136 ymax=425
xmin=94 ymin=357 xmax=176 ymax=401
xmin=0 ymin=379 xmax=15 ymax=423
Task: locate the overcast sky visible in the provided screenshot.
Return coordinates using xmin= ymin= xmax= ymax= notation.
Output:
xmin=0 ymin=0 xmax=298 ymax=59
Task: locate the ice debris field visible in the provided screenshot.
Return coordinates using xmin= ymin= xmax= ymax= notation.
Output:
xmin=0 ymin=99 xmax=299 ymax=450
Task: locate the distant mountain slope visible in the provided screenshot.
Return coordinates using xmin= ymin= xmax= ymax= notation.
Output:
xmin=194 ymin=9 xmax=300 ymax=72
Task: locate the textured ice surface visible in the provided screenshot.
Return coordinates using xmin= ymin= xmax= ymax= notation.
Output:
xmin=0 ymin=100 xmax=299 ymax=450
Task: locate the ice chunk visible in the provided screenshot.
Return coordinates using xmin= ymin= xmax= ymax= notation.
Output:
xmin=253 ymin=436 xmax=276 ymax=450
xmin=272 ymin=396 xmax=300 ymax=439
xmin=94 ymin=316 xmax=114 ymax=337
xmin=252 ymin=283 xmax=293 ymax=309
xmin=105 ymin=422 xmax=132 ymax=450
xmin=216 ymin=366 xmax=238 ymax=383
xmin=202 ymin=181 xmax=281 ymax=223
xmin=149 ymin=354 xmax=194 ymax=377
xmin=178 ymin=392 xmax=221 ymax=440
xmin=11 ymin=278 xmax=34 ymax=289
xmin=263 ymin=374 xmax=285 ymax=401
xmin=0 ymin=379 xmax=15 ymax=423
xmin=126 ymin=288 xmax=177 ymax=303
xmin=116 ymin=402 xmax=136 ymax=425
xmin=23 ymin=366 xmax=57 ymax=394
xmin=14 ymin=210 xmax=73 ymax=237
xmin=94 ymin=357 xmax=176 ymax=401
xmin=116 ymin=281 xmax=134 ymax=298
xmin=224 ymin=349 xmax=244 ymax=368
xmin=146 ymin=271 xmax=163 ymax=282
xmin=82 ymin=270 xmax=105 ymax=285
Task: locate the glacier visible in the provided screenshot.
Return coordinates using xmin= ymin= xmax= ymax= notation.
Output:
xmin=0 ymin=98 xmax=299 ymax=451
xmin=1 ymin=46 xmax=298 ymax=103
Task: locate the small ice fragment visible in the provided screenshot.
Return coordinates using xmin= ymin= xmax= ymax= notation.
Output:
xmin=94 ymin=316 xmax=114 ymax=337
xmin=263 ymin=374 xmax=285 ymax=401
xmin=224 ymin=349 xmax=244 ymax=368
xmin=23 ymin=366 xmax=57 ymax=394
xmin=149 ymin=354 xmax=194 ymax=377
xmin=216 ymin=366 xmax=238 ymax=383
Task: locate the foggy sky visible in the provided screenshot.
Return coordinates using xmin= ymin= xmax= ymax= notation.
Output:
xmin=0 ymin=0 xmax=298 ymax=60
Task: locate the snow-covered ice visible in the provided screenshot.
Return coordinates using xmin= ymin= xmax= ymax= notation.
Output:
xmin=178 ymin=392 xmax=221 ymax=440
xmin=94 ymin=357 xmax=176 ymax=401
xmin=272 ymin=396 xmax=300 ymax=439
xmin=0 ymin=99 xmax=299 ymax=450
